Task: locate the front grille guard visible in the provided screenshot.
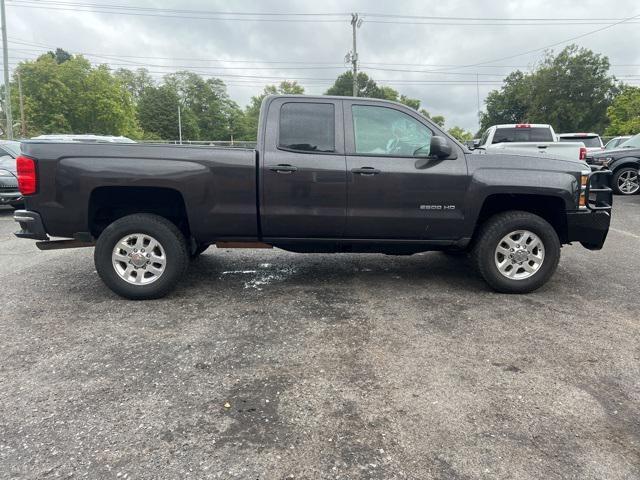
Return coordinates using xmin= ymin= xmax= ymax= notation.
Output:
xmin=585 ymin=170 xmax=612 ymax=212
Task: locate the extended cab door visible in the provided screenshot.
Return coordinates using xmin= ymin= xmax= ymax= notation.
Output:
xmin=343 ymin=100 xmax=469 ymax=240
xmin=260 ymin=97 xmax=347 ymax=238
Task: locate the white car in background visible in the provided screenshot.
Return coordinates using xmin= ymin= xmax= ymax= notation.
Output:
xmin=557 ymin=132 xmax=604 ymax=155
xmin=604 ymin=135 xmax=632 ymax=151
xmin=31 ymin=134 xmax=136 ymax=143
xmin=474 ymin=124 xmax=587 ymax=161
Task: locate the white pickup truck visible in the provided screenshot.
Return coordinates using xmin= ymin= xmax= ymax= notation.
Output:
xmin=474 ymin=124 xmax=587 ymax=161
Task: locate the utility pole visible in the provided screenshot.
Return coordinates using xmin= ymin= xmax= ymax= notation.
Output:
xmin=1 ymin=0 xmax=13 ymax=139
xmin=345 ymin=13 xmax=362 ymax=97
xmin=476 ymin=73 xmax=480 ymax=126
xmin=17 ymin=70 xmax=25 ymax=137
xmin=177 ymin=104 xmax=182 ymax=144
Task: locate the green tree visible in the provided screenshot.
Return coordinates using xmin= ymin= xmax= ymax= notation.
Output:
xmin=480 ymin=45 xmax=617 ymax=133
xmin=163 ymin=71 xmax=243 ymax=141
xmin=448 ymin=126 xmax=474 ymax=142
xmin=325 ymin=71 xmax=383 ymax=98
xmin=10 ymin=53 xmax=140 ymax=137
xmin=240 ymin=81 xmax=305 ymax=140
xmin=605 ymin=85 xmax=640 ymax=135
xmin=114 ymin=68 xmax=155 ymax=102
xmin=419 ymin=109 xmax=445 ymax=127
xmin=137 ymin=84 xmax=198 ymax=140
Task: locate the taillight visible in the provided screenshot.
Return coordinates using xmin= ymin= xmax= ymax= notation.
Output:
xmin=16 ymin=156 xmax=37 ymax=195
xmin=515 ymin=124 xmax=531 ymax=128
xmin=579 ymin=147 xmax=587 ymax=160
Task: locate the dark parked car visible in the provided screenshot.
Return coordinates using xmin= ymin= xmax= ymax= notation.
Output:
xmin=0 ymin=140 xmax=23 ymax=208
xmin=589 ymin=133 xmax=640 ymax=195
xmin=14 ymin=95 xmax=612 ymax=299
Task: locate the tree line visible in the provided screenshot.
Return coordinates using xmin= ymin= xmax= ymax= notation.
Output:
xmin=2 ymin=45 xmax=638 ymax=142
xmin=480 ymin=45 xmax=639 ymax=136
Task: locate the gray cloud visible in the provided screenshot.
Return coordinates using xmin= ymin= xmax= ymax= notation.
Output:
xmin=6 ymin=0 xmax=640 ymax=132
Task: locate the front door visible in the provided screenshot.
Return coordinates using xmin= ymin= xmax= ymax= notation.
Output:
xmin=344 ymin=101 xmax=469 ymax=240
xmin=261 ymin=98 xmax=347 ymax=238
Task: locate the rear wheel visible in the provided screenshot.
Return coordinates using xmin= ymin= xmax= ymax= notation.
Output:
xmin=471 ymin=211 xmax=560 ymax=293
xmin=94 ymin=214 xmax=189 ymax=300
xmin=612 ymin=167 xmax=640 ymax=195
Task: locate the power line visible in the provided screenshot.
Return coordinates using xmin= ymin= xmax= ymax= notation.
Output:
xmin=423 ymin=12 xmax=640 ymax=73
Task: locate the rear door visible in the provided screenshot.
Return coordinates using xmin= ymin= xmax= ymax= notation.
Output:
xmin=260 ymin=98 xmax=347 ymax=238
xmin=343 ymin=100 xmax=468 ymax=240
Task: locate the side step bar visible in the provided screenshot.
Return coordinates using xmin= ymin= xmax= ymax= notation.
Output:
xmin=36 ymin=239 xmax=95 ymax=250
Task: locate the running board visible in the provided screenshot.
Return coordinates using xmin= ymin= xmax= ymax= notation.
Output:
xmin=215 ymin=241 xmax=272 ymax=249
xmin=36 ymin=239 xmax=95 ymax=250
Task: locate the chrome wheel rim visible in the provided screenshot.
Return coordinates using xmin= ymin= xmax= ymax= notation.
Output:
xmin=618 ymin=170 xmax=639 ymax=194
xmin=112 ymin=233 xmax=166 ymax=285
xmin=494 ymin=230 xmax=545 ymax=280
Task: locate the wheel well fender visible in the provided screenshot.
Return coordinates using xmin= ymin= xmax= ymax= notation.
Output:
xmin=88 ymin=186 xmax=190 ymax=239
xmin=473 ymin=194 xmax=568 ymax=243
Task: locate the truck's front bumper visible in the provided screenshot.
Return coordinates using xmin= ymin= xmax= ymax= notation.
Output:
xmin=14 ymin=210 xmax=49 ymax=240
xmin=566 ymin=169 xmax=613 ymax=250
xmin=566 ymin=210 xmax=610 ymax=250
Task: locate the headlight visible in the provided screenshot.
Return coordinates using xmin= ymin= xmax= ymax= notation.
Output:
xmin=0 ymin=169 xmax=14 ymax=177
xmin=593 ymin=156 xmax=613 ymax=166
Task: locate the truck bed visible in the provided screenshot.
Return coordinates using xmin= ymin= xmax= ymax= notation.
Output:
xmin=21 ymin=141 xmax=260 ymax=241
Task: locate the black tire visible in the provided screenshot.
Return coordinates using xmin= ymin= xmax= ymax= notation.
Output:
xmin=94 ymin=214 xmax=189 ymax=300
xmin=190 ymin=243 xmax=210 ymax=259
xmin=471 ymin=211 xmax=560 ymax=294
xmin=611 ymin=167 xmax=640 ymax=195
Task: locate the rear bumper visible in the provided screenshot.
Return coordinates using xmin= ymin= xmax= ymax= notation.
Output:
xmin=566 ymin=210 xmax=610 ymax=250
xmin=13 ymin=209 xmax=49 ymax=240
xmin=0 ymin=190 xmax=22 ymax=205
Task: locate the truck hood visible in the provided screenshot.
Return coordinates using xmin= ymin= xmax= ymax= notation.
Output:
xmin=470 ymin=151 xmax=589 ymax=173
xmin=590 ymin=146 xmax=640 ymax=161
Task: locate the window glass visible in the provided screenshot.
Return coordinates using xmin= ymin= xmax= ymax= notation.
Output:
xmin=559 ymin=136 xmax=601 ymax=148
xmin=279 ymin=102 xmax=335 ymax=152
xmin=492 ymin=127 xmax=554 ymax=143
xmin=480 ymin=129 xmax=490 ymax=146
xmin=620 ymin=134 xmax=640 ymax=149
xmin=352 ymin=105 xmax=432 ymax=156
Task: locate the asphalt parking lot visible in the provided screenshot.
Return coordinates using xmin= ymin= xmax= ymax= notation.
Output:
xmin=0 ymin=197 xmax=639 ymax=480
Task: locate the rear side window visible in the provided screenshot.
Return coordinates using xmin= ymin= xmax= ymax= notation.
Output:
xmin=279 ymin=102 xmax=335 ymax=153
xmin=559 ymin=136 xmax=601 ymax=148
xmin=492 ymin=127 xmax=554 ymax=143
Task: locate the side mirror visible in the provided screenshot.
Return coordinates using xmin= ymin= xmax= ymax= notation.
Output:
xmin=473 ymin=139 xmax=481 ymax=148
xmin=430 ymin=135 xmax=452 ymax=159
xmin=465 ymin=140 xmax=476 ymax=150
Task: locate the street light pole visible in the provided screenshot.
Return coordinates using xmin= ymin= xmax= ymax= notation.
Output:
xmin=177 ymin=105 xmax=182 ymax=144
xmin=1 ymin=0 xmax=13 ymax=139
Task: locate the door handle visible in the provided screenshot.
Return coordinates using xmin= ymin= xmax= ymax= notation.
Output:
xmin=352 ymin=167 xmax=381 ymax=176
xmin=269 ymin=164 xmax=298 ymax=174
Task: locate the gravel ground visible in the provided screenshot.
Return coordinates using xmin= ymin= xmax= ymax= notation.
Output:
xmin=0 ymin=197 xmax=639 ymax=479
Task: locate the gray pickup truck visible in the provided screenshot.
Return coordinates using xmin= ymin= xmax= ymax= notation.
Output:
xmin=14 ymin=95 xmax=612 ymax=299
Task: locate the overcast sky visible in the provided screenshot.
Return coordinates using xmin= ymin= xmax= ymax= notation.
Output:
xmin=5 ymin=0 xmax=640 ymax=132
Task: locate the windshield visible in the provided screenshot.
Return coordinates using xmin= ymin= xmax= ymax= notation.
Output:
xmin=0 ymin=141 xmax=21 ymax=157
xmin=559 ymin=136 xmax=601 ymax=148
xmin=619 ymin=134 xmax=640 ymax=149
xmin=492 ymin=127 xmax=554 ymax=143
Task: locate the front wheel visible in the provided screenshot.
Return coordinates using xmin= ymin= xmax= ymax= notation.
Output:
xmin=94 ymin=214 xmax=189 ymax=300
xmin=611 ymin=167 xmax=640 ymax=195
xmin=471 ymin=211 xmax=560 ymax=293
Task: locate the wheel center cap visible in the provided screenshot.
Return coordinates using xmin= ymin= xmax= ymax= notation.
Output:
xmin=513 ymin=250 xmax=529 ymax=263
xmin=130 ymin=253 xmax=147 ymax=268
